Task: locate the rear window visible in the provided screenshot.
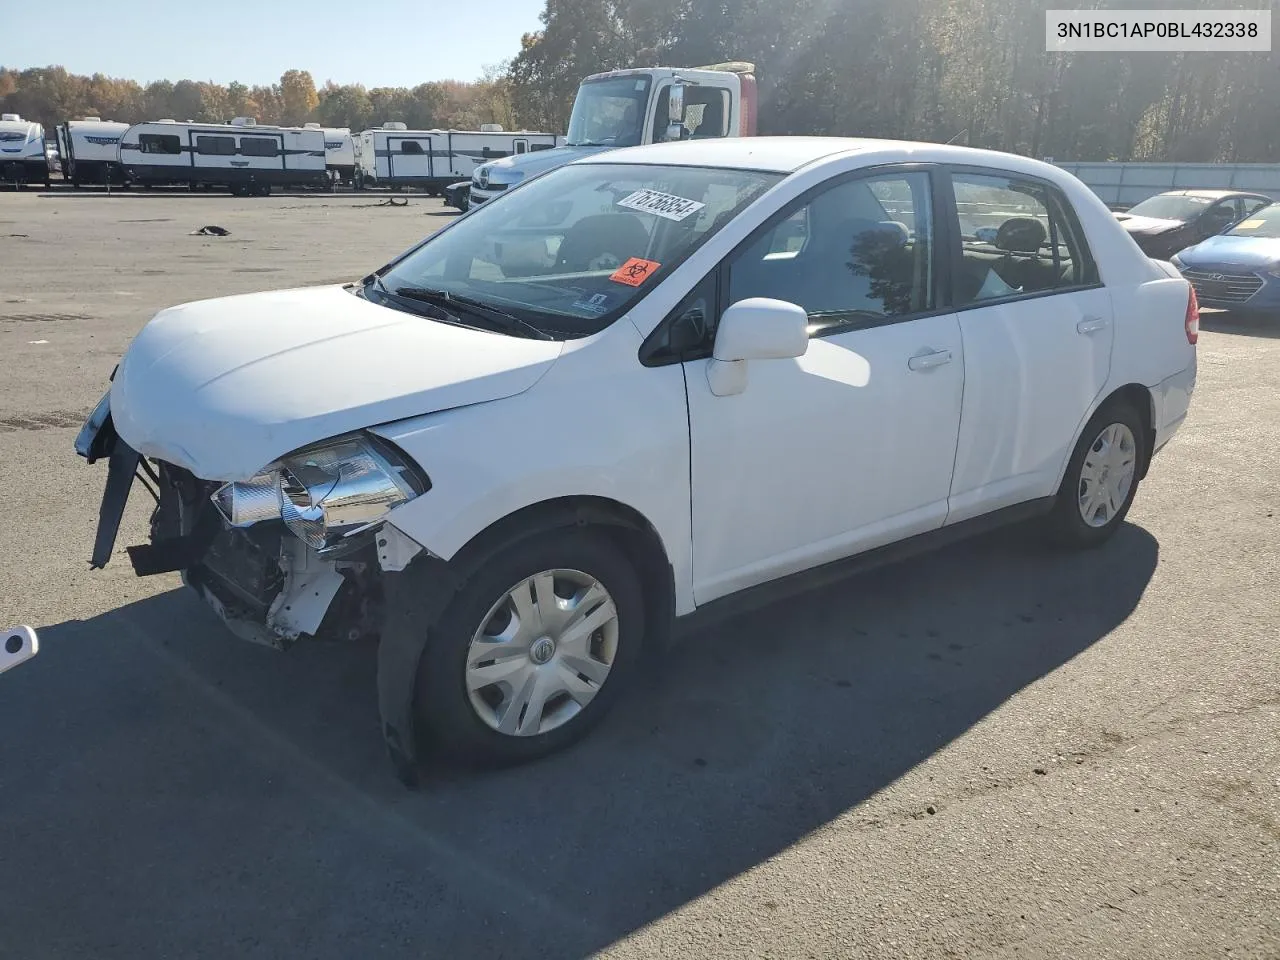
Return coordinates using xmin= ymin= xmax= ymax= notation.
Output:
xmin=240 ymin=137 xmax=279 ymax=157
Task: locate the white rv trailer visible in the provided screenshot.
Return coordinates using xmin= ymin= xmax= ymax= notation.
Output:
xmin=56 ymin=118 xmax=130 ymax=186
xmin=302 ymin=122 xmax=356 ymax=183
xmin=354 ymin=122 xmax=560 ymax=193
xmin=118 ymin=118 xmax=327 ymax=194
xmin=0 ymin=114 xmax=51 ymax=187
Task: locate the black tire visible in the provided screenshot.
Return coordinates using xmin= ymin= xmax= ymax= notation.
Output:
xmin=407 ymin=528 xmax=645 ymax=767
xmin=1047 ymin=398 xmax=1146 ymax=548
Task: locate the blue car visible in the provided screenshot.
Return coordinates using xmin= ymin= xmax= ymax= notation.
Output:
xmin=1172 ymin=202 xmax=1280 ymax=317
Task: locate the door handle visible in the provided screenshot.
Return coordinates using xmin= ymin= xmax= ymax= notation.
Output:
xmin=908 ymin=349 xmax=953 ymax=372
xmin=1077 ymin=316 xmax=1109 ymax=335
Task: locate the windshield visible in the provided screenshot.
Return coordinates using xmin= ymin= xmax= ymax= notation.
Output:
xmin=378 ymin=162 xmax=781 ymax=338
xmin=565 ymin=77 xmax=652 ymax=147
xmin=1126 ymin=194 xmax=1213 ymax=221
xmin=1226 ymin=202 xmax=1280 ymax=238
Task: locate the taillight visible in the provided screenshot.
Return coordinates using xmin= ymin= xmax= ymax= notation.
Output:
xmin=1185 ymin=284 xmax=1200 ymax=345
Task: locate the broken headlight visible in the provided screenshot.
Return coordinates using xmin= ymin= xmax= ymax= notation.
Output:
xmin=211 ymin=434 xmax=427 ymax=555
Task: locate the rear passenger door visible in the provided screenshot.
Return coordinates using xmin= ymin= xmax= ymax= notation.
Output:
xmin=944 ymin=169 xmax=1112 ymax=524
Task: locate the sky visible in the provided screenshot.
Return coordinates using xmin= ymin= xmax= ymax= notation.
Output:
xmin=3 ymin=0 xmax=546 ymax=87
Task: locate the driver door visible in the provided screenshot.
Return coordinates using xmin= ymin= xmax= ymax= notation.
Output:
xmin=682 ymin=168 xmax=965 ymax=604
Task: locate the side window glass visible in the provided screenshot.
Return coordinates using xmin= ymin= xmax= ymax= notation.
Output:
xmin=951 ymin=173 xmax=1095 ymax=305
xmin=1244 ymin=198 xmax=1270 ymax=217
xmin=685 ymin=89 xmax=731 ymax=139
xmin=644 ymin=273 xmax=719 ymax=364
xmin=196 ymin=135 xmax=235 ymax=156
xmin=1202 ymin=200 xmax=1237 ymax=233
xmin=726 ymin=171 xmax=935 ymax=334
xmin=240 ymin=137 xmax=279 ymax=158
xmin=139 ymin=134 xmax=180 ymax=155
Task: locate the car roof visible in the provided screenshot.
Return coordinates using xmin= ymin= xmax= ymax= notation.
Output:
xmin=1159 ymin=189 xmax=1270 ymax=200
xmin=582 ymin=136 xmax=1075 ymax=178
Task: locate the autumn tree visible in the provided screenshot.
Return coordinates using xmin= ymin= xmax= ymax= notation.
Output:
xmin=279 ymin=69 xmax=319 ymax=124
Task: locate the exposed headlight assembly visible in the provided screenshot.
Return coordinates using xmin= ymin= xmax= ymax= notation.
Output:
xmin=212 ymin=434 xmax=427 ymax=555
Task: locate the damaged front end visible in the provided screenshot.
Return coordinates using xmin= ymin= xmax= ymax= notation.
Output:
xmin=78 ymin=396 xmax=427 ymax=650
xmin=79 ymin=394 xmax=448 ymax=784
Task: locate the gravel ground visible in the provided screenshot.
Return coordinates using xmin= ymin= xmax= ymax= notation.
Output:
xmin=0 ymin=191 xmax=1276 ymax=960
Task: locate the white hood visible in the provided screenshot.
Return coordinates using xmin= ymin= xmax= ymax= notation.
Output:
xmin=110 ymin=285 xmax=563 ymax=481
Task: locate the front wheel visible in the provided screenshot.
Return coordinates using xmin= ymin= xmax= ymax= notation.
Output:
xmin=1047 ymin=399 xmax=1146 ymax=548
xmin=406 ymin=529 xmax=645 ymax=766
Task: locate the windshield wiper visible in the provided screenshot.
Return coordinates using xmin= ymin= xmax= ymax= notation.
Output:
xmin=391 ymin=286 xmax=555 ymax=341
xmin=363 ymin=274 xmax=476 ymax=328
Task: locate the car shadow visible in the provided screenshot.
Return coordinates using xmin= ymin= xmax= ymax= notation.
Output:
xmin=1200 ymin=310 xmax=1280 ymax=339
xmin=0 ymin=523 xmax=1158 ymax=958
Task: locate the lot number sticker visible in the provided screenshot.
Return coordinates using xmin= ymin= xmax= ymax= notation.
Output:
xmin=1235 ymin=219 xmax=1265 ymax=230
xmin=617 ymin=189 xmax=706 ymax=222
xmin=609 ymin=257 xmax=663 ymax=286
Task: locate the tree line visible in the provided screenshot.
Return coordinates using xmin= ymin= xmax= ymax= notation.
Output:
xmin=507 ymin=0 xmax=1280 ymax=163
xmin=0 ymin=65 xmax=515 ymax=134
xmin=5 ymin=0 xmax=1279 ymax=162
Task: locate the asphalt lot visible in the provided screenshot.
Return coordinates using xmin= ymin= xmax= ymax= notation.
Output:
xmin=0 ymin=190 xmax=1277 ymax=959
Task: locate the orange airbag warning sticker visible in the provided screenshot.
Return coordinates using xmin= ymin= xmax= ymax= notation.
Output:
xmin=610 ymin=257 xmax=662 ymax=286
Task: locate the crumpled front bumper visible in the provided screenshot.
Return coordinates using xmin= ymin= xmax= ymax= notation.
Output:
xmin=75 ymin=394 xmax=435 ymax=786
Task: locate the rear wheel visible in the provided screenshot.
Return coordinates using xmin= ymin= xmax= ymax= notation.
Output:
xmin=405 ymin=529 xmax=645 ymax=766
xmin=1047 ymin=399 xmax=1146 ymax=548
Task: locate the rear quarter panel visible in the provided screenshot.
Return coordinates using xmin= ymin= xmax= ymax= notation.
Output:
xmin=1045 ymin=169 xmax=1196 ymax=481
xmin=1053 ymin=172 xmax=1195 ymax=395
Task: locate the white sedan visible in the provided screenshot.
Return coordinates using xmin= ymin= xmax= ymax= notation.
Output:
xmin=76 ymin=137 xmax=1198 ymax=782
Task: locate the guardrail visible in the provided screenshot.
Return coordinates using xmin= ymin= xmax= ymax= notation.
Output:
xmin=1054 ymin=161 xmax=1280 ymax=208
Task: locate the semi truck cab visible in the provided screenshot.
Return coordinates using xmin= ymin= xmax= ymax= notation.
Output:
xmin=468 ymin=62 xmax=758 ymax=207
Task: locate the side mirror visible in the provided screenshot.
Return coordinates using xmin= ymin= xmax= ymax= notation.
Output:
xmin=667 ymin=84 xmax=685 ymax=125
xmin=707 ymin=298 xmax=809 ymax=397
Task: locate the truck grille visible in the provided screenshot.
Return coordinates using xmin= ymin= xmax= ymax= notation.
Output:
xmin=1182 ymin=268 xmax=1264 ymax=303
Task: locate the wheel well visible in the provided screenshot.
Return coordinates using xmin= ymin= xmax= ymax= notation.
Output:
xmin=447 ymin=496 xmax=676 ymax=649
xmin=1104 ymin=383 xmax=1156 ymax=479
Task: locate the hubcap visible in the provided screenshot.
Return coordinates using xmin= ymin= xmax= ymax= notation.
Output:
xmin=1077 ymin=422 xmax=1137 ymax=528
xmin=465 ymin=569 xmax=619 ymax=737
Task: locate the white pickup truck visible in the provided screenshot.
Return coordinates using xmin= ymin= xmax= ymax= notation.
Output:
xmin=465 ymin=61 xmax=759 ymax=209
